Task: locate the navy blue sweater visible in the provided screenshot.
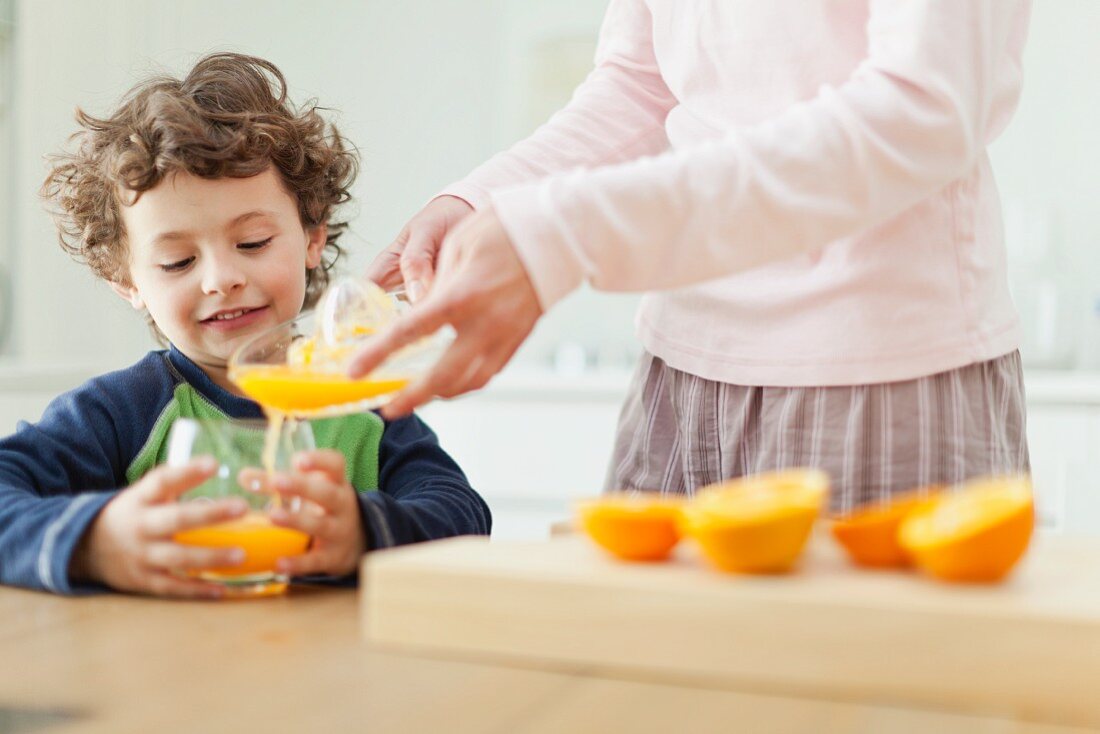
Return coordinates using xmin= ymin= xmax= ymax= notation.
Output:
xmin=0 ymin=347 xmax=490 ymax=594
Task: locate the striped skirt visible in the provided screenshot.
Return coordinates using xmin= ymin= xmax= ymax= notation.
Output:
xmin=604 ymin=350 xmax=1030 ymax=514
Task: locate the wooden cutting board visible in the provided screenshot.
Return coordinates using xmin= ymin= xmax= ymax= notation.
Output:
xmin=362 ymin=529 xmax=1100 ymax=727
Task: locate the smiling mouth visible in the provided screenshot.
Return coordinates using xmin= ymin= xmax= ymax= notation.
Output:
xmin=201 ymin=306 xmax=266 ymax=324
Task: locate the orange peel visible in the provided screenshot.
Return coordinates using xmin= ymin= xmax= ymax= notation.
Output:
xmin=830 ymin=491 xmax=939 ymax=568
xmin=681 ymin=470 xmax=828 ymax=574
xmin=576 ymin=494 xmax=684 ymax=561
xmin=898 ymin=476 xmax=1034 ymax=583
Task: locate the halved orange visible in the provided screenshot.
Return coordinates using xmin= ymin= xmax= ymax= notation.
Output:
xmin=830 ymin=491 xmax=940 ymax=568
xmin=898 ymin=476 xmax=1034 ymax=583
xmin=680 ymin=470 xmax=828 ymax=574
xmin=576 ymin=494 xmax=684 ymax=561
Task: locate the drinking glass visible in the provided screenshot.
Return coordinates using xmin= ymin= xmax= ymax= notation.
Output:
xmin=166 ymin=417 xmax=314 ymax=597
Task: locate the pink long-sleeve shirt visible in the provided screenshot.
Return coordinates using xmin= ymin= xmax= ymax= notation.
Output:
xmin=443 ymin=0 xmax=1030 ymax=386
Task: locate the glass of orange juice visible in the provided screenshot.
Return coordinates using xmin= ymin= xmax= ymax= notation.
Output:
xmin=166 ymin=418 xmax=314 ymax=597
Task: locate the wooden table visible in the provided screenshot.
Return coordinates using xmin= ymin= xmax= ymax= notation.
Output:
xmin=1 ymin=549 xmax=1096 ymax=734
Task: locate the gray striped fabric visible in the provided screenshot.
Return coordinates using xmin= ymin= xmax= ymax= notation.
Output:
xmin=604 ymin=351 xmax=1029 ymax=514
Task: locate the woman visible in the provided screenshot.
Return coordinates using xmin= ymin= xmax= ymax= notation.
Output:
xmin=352 ymin=0 xmax=1031 ymax=510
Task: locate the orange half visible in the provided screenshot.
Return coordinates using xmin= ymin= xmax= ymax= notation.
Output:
xmin=830 ymin=491 xmax=939 ymax=568
xmin=576 ymin=495 xmax=684 ymax=561
xmin=681 ymin=470 xmax=828 ymax=574
xmin=898 ymin=476 xmax=1034 ymax=583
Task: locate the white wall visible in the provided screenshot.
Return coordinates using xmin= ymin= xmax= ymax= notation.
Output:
xmin=3 ymin=1 xmax=1100 ymax=540
xmin=6 ymin=0 xmax=1100 ymax=373
xmin=5 ymin=0 xmax=637 ymax=372
xmin=0 ymin=0 xmax=13 ymax=350
xmin=12 ymin=1 xmax=382 ymax=364
xmin=990 ymin=0 xmax=1100 ymax=277
xmin=989 ymin=0 xmax=1100 ymax=370
xmin=7 ymin=0 xmax=578 ymax=367
xmin=353 ymin=0 xmax=641 ymax=372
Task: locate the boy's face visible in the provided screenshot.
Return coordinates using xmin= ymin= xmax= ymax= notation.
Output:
xmin=114 ymin=169 xmax=326 ymax=380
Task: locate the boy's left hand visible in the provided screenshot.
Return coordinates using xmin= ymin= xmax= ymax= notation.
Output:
xmin=268 ymin=450 xmax=367 ymax=578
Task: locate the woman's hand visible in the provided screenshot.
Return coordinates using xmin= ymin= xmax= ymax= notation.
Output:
xmin=362 ymin=195 xmax=474 ymax=301
xmin=72 ymin=458 xmax=248 ymax=599
xmin=349 ymin=206 xmax=543 ymax=418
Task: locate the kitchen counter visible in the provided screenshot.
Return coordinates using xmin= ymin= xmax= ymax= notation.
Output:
xmin=2 ymin=360 xmax=1100 ymax=405
xmin=480 ymin=366 xmax=1100 ymax=405
xmin=3 ymin=361 xmax=1100 ymax=539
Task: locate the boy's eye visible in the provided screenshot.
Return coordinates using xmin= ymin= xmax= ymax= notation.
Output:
xmin=160 ymin=257 xmax=194 ymax=273
xmin=238 ymin=237 xmax=273 ymax=251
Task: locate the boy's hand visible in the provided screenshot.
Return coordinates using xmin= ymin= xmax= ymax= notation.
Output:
xmin=73 ymin=457 xmax=249 ymax=599
xmin=362 ymin=195 xmax=474 ymax=302
xmin=268 ymin=450 xmax=367 ymax=578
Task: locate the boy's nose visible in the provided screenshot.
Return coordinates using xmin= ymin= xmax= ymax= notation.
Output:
xmin=200 ymin=257 xmax=247 ymax=295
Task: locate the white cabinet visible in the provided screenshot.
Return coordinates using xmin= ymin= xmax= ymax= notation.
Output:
xmin=422 ymin=369 xmax=1100 ymax=539
xmin=0 ymin=364 xmax=97 ymax=433
xmin=1021 ymin=372 xmax=1100 ymax=534
xmin=418 ymin=373 xmax=628 ymax=540
xmin=1 ymin=365 xmax=1098 ymax=540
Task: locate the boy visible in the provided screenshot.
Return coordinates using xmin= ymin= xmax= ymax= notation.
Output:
xmin=0 ymin=53 xmax=490 ymax=598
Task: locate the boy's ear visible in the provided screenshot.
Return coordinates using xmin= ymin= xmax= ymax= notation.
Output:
xmin=109 ymin=281 xmax=146 ymax=311
xmin=305 ymin=225 xmax=328 ymax=269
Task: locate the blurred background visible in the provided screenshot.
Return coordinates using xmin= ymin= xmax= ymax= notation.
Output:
xmin=0 ymin=0 xmax=1097 ymax=538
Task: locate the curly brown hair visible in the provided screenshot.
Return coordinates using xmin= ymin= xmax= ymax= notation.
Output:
xmin=41 ymin=51 xmax=358 ymax=314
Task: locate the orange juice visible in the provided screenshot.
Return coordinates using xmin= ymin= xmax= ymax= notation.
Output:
xmin=230 ymin=364 xmax=410 ymax=414
xmin=174 ymin=512 xmax=310 ymax=577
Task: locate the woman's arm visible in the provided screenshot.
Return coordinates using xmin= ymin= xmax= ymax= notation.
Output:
xmin=443 ymin=0 xmax=677 ymax=208
xmin=491 ymin=0 xmax=1030 ymax=308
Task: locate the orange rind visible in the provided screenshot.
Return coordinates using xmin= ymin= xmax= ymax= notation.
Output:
xmin=681 ymin=470 xmax=828 ymax=574
xmin=898 ymin=476 xmax=1034 ymax=583
xmin=830 ymin=491 xmax=940 ymax=568
xmin=576 ymin=494 xmax=684 ymax=561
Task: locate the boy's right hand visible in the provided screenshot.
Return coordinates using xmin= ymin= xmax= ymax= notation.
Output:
xmin=71 ymin=457 xmax=249 ymax=599
xmin=362 ymin=195 xmax=474 ymax=302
